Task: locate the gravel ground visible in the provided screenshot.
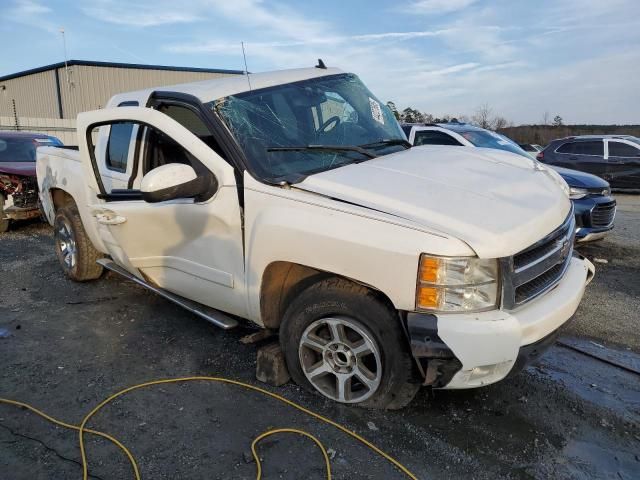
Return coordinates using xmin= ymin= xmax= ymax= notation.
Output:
xmin=0 ymin=196 xmax=639 ymax=480
xmin=568 ymin=194 xmax=640 ymax=351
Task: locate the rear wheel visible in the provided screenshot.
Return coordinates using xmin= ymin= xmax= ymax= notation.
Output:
xmin=280 ymin=277 xmax=419 ymax=409
xmin=54 ymin=206 xmax=104 ymax=281
xmin=0 ymin=195 xmax=10 ymax=233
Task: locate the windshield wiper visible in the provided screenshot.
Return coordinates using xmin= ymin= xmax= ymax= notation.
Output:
xmin=267 ymin=144 xmax=377 ymax=159
xmin=359 ymin=138 xmax=412 ymax=149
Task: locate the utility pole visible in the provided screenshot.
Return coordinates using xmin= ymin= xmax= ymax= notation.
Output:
xmin=60 ymin=28 xmax=71 ymax=88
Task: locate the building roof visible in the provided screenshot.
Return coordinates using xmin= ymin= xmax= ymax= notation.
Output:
xmin=107 ymin=67 xmax=346 ymax=106
xmin=0 ymin=59 xmax=245 ymax=82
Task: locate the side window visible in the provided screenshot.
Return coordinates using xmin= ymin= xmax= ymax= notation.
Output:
xmin=401 ymin=125 xmax=413 ymax=137
xmin=143 ymin=127 xmax=200 ymax=175
xmin=156 ymin=104 xmax=225 ymax=158
xmin=106 ymin=122 xmax=135 ymax=172
xmin=90 ymin=121 xmax=207 ymax=196
xmin=609 ymin=141 xmax=640 ymax=157
xmin=414 ymin=130 xmax=463 ymax=146
xmin=556 ymin=142 xmax=575 ymax=154
xmin=576 ymin=141 xmax=604 ymax=156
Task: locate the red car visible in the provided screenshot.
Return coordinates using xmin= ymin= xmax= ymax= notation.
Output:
xmin=0 ymin=131 xmax=63 ymax=232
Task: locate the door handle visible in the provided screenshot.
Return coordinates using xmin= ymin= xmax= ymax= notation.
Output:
xmin=94 ymin=211 xmax=127 ymax=225
xmin=569 ymin=156 xmax=578 ymax=160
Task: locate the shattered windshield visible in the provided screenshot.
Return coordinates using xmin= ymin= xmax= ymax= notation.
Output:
xmin=209 ymin=74 xmax=406 ymax=182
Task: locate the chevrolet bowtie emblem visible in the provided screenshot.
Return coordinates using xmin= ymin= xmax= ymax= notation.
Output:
xmin=558 ymin=238 xmax=571 ymax=261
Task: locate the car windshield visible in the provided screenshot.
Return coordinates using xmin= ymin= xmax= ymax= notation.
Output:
xmin=460 ymin=130 xmax=533 ymax=159
xmin=210 ymin=73 xmax=406 ymax=182
xmin=0 ymin=137 xmax=61 ymax=163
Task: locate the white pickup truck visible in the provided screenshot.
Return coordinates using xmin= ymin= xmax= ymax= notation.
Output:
xmin=37 ymin=66 xmax=594 ymax=409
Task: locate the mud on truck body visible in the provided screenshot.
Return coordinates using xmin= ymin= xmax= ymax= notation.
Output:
xmin=37 ymin=66 xmax=594 ymax=409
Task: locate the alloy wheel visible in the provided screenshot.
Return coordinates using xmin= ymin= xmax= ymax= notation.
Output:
xmin=56 ymin=217 xmax=77 ymax=270
xmin=298 ymin=317 xmax=382 ymax=403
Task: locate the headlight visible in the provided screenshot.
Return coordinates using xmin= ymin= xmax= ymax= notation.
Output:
xmin=416 ymin=255 xmax=499 ymax=312
xmin=569 ymin=187 xmax=589 ymax=199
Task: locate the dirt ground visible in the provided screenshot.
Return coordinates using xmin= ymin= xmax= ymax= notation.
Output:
xmin=0 ymin=196 xmax=639 ymax=480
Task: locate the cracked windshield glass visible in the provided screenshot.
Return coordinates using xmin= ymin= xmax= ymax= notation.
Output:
xmin=211 ymin=73 xmax=406 ymax=182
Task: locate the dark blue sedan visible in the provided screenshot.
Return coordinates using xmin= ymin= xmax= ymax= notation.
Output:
xmin=550 ymin=166 xmax=616 ymax=242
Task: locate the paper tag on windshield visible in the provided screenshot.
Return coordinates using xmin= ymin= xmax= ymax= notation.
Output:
xmin=488 ymin=131 xmax=511 ymax=145
xmin=369 ymin=97 xmax=385 ymax=125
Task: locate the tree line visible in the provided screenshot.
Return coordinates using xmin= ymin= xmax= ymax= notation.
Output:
xmin=387 ymin=101 xmax=639 ymax=146
xmin=385 ymin=101 xmax=516 ymax=131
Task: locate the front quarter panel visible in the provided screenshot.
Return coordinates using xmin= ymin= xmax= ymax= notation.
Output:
xmin=243 ymin=174 xmax=474 ymax=324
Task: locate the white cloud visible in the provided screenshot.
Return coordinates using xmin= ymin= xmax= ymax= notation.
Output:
xmin=166 ymin=29 xmax=451 ymax=54
xmin=410 ymin=0 xmax=478 ymax=15
xmin=81 ymin=0 xmax=326 ymax=39
xmin=81 ymin=0 xmax=200 ymax=27
xmin=6 ymin=0 xmax=636 ymax=124
xmin=13 ymin=0 xmax=50 ymax=15
xmin=209 ymin=0 xmax=326 ymax=42
xmin=7 ymin=0 xmax=57 ymax=33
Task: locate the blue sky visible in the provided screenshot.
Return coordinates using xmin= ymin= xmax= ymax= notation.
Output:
xmin=1 ymin=0 xmax=639 ymax=124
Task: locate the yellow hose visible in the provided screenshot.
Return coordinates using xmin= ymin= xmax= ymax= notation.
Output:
xmin=1 ymin=376 xmax=418 ymax=480
xmin=251 ymin=428 xmax=332 ymax=479
xmin=0 ymin=397 xmax=137 ymax=470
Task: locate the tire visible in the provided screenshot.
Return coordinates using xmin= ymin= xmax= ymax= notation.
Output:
xmin=280 ymin=277 xmax=420 ymax=409
xmin=54 ymin=205 xmax=104 ymax=281
xmin=0 ymin=195 xmax=10 ymax=233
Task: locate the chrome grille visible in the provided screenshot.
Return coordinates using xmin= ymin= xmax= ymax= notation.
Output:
xmin=502 ymin=212 xmax=575 ymax=309
xmin=591 ymin=201 xmax=616 ymax=228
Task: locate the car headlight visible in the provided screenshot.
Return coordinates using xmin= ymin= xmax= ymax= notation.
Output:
xmin=569 ymin=187 xmax=589 ymax=199
xmin=416 ymin=255 xmax=500 ymax=312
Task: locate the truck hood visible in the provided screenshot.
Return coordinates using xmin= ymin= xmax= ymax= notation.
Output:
xmin=295 ymin=145 xmax=571 ymax=258
xmin=0 ymin=162 xmax=36 ymax=177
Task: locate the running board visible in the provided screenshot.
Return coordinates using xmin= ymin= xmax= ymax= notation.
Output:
xmin=97 ymin=259 xmax=239 ymax=330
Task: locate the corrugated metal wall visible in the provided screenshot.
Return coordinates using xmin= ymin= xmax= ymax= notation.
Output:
xmin=58 ymin=65 xmax=236 ymax=118
xmin=0 ymin=70 xmax=59 ymax=118
xmin=0 ymin=65 xmax=238 ymax=120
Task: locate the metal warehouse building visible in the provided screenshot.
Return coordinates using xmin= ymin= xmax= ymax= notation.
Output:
xmin=0 ymin=60 xmax=243 ymax=143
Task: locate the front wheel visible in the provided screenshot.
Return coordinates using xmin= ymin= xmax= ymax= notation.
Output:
xmin=280 ymin=278 xmax=419 ymax=409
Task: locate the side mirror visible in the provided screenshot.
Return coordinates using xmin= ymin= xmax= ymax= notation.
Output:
xmin=141 ymin=163 xmax=214 ymax=203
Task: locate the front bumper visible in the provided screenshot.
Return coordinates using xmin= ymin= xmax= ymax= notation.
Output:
xmin=2 ymin=191 xmax=40 ymax=221
xmin=407 ymin=256 xmax=594 ymax=389
xmin=573 ymin=195 xmax=616 ymax=242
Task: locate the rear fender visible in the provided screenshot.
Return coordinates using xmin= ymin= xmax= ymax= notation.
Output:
xmin=36 ymin=149 xmax=108 ymax=254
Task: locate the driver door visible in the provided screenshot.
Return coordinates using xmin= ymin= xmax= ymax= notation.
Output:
xmin=77 ymin=107 xmax=247 ymax=318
